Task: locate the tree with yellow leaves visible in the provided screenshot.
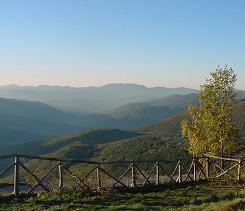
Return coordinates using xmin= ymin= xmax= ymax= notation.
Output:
xmin=181 ymin=66 xmax=238 ymax=157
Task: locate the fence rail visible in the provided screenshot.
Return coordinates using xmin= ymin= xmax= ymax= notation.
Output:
xmin=0 ymin=154 xmax=244 ymax=196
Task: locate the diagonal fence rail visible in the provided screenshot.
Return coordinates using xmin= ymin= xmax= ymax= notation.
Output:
xmin=0 ymin=154 xmax=244 ymax=196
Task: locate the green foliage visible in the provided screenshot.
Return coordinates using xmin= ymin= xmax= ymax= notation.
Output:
xmin=181 ymin=66 xmax=239 ymax=157
xmin=96 ymin=135 xmax=188 ymax=162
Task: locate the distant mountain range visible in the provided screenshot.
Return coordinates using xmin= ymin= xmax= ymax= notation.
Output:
xmin=0 ymin=84 xmax=197 ymax=114
xmin=0 ymin=84 xmax=244 ymax=150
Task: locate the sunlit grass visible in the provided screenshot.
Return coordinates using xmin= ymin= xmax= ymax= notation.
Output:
xmin=0 ymin=183 xmax=244 ymax=210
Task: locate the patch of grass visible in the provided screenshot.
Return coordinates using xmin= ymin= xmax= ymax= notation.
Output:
xmin=0 ymin=183 xmax=244 ymax=210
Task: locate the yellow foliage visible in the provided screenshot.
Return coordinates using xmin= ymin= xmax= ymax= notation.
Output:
xmin=181 ymin=66 xmax=239 ymax=157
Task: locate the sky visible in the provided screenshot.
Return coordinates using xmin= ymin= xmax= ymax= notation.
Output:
xmin=0 ymin=0 xmax=244 ymax=89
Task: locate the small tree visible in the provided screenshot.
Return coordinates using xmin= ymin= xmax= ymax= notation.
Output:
xmin=181 ymin=66 xmax=238 ymax=157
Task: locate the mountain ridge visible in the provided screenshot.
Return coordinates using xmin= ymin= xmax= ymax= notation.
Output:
xmin=0 ymin=83 xmax=197 ymax=114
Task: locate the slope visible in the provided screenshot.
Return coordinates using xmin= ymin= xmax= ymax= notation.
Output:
xmin=111 ymin=94 xmax=196 ymax=123
xmin=0 ymin=98 xmax=86 ymax=148
xmin=6 ymin=129 xmax=143 ymax=156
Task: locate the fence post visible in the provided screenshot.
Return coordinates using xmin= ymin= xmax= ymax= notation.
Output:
xmin=156 ymin=162 xmax=160 ymax=186
xmin=206 ymin=158 xmax=210 ymax=178
xmin=58 ymin=162 xmax=63 ymax=190
xmin=237 ymin=160 xmax=241 ymax=182
xmin=96 ymin=163 xmax=101 ymax=190
xmin=193 ymin=159 xmax=197 ymax=181
xmin=13 ymin=156 xmax=20 ymax=196
xmin=178 ymin=161 xmax=182 ymax=183
xmin=131 ymin=163 xmax=136 ymax=188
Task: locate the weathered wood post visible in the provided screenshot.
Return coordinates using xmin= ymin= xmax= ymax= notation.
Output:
xmin=193 ymin=159 xmax=197 ymax=181
xmin=178 ymin=161 xmax=182 ymax=183
xmin=96 ymin=163 xmax=101 ymax=190
xmin=131 ymin=163 xmax=136 ymax=188
xmin=13 ymin=156 xmax=20 ymax=196
xmin=237 ymin=159 xmax=241 ymax=182
xmin=206 ymin=157 xmax=210 ymax=178
xmin=58 ymin=162 xmax=63 ymax=190
xmin=155 ymin=162 xmax=160 ymax=186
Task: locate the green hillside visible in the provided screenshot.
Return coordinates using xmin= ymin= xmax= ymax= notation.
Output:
xmin=0 ymin=98 xmax=88 ymax=149
xmin=139 ymin=99 xmax=245 ymax=157
xmin=6 ymin=129 xmax=142 ymax=156
xmin=39 ymin=134 xmax=187 ymax=163
xmin=111 ymin=94 xmax=196 ymax=123
xmin=108 ymin=92 xmax=245 ymax=129
xmin=15 ymin=133 xmax=188 ymax=182
xmin=140 ymin=99 xmax=245 ymax=136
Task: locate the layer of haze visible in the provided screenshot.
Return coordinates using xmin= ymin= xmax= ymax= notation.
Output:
xmin=0 ymin=0 xmax=244 ymax=89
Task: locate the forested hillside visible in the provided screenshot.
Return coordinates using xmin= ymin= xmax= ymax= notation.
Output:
xmin=141 ymin=99 xmax=245 ymax=136
xmin=6 ymin=129 xmax=142 ymax=155
xmin=111 ymin=94 xmax=196 ymax=122
xmin=139 ymin=99 xmax=245 ymax=157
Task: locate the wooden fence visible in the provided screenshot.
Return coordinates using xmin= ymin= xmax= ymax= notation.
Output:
xmin=0 ymin=154 xmax=244 ymax=196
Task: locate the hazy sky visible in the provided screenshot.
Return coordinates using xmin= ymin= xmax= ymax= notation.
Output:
xmin=0 ymin=0 xmax=244 ymax=89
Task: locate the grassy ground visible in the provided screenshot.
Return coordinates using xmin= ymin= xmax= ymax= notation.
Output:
xmin=0 ymin=183 xmax=244 ymax=211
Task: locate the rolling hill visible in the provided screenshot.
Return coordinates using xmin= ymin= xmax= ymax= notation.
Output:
xmin=111 ymin=94 xmax=196 ymax=122
xmin=0 ymin=98 xmax=87 ymax=149
xmin=140 ymin=98 xmax=245 ymax=135
xmin=138 ymin=98 xmax=245 ymax=158
xmin=8 ymin=132 xmax=188 ymax=177
xmin=6 ymin=129 xmax=142 ymax=155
